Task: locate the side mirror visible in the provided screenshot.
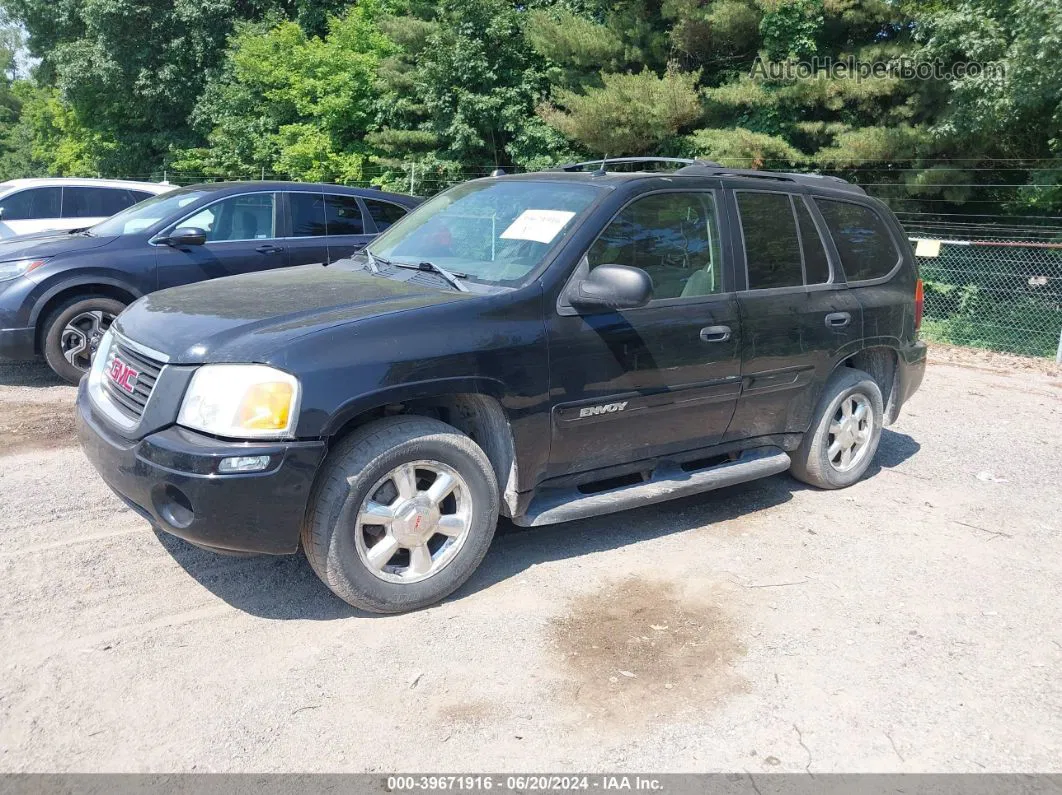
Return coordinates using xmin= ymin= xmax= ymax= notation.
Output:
xmin=162 ymin=227 xmax=207 ymax=247
xmin=569 ymin=264 xmax=653 ymax=312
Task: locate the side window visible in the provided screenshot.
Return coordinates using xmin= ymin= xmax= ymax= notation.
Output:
xmin=363 ymin=198 xmax=407 ymax=232
xmin=181 ymin=193 xmax=276 ymax=242
xmin=289 ymin=192 xmax=327 ymax=237
xmin=794 ymin=197 xmax=831 ymax=285
xmin=0 ymin=187 xmax=62 ymax=220
xmin=61 ymin=187 xmax=138 ymax=219
xmin=324 ymin=194 xmax=365 ymax=235
xmin=815 ymin=199 xmax=899 ymax=282
xmin=129 ymin=191 xmax=154 ymax=204
xmin=587 ymin=192 xmax=723 ymax=300
xmin=736 ymin=191 xmax=803 ymax=290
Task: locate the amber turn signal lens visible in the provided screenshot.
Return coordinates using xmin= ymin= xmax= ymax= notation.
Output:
xmin=237 ymin=381 xmax=294 ymax=431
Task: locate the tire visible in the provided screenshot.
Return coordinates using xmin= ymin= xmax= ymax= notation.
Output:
xmin=42 ymin=296 xmax=126 ymax=384
xmin=789 ymin=367 xmax=884 ymax=490
xmin=302 ymin=416 xmax=500 ymax=613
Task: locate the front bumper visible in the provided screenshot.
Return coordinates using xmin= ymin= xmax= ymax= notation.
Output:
xmin=76 ymin=381 xmax=327 ymax=555
xmin=0 ymin=326 xmax=35 ymax=363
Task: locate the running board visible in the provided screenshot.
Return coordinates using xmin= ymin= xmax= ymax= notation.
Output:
xmin=513 ymin=446 xmax=791 ymax=528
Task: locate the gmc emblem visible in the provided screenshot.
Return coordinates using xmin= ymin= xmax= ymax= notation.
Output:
xmin=107 ymin=356 xmax=139 ymax=394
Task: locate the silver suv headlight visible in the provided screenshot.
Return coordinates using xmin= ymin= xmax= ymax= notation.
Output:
xmin=177 ymin=364 xmax=301 ymax=440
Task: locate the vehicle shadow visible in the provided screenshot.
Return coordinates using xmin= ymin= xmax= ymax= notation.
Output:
xmin=154 ymin=429 xmax=920 ymax=621
xmin=155 ymin=474 xmax=799 ymax=621
xmin=867 ymin=427 xmax=921 ymax=474
xmin=0 ymin=361 xmax=67 ymax=388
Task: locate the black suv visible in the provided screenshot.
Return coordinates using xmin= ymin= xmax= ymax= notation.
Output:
xmin=0 ymin=181 xmax=418 ymax=382
xmin=76 ymin=158 xmax=926 ymax=613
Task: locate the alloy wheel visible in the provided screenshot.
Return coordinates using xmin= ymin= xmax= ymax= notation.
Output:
xmin=60 ymin=310 xmax=115 ymax=372
xmin=353 ymin=460 xmax=473 ymax=584
xmin=827 ymin=393 xmax=874 ymax=472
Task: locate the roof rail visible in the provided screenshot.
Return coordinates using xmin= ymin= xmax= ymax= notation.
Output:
xmin=542 ymin=157 xmax=866 ymax=195
xmin=674 ymin=164 xmax=866 ymax=194
xmin=550 ymin=157 xmax=722 ymax=173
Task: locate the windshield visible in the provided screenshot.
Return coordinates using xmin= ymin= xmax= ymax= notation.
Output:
xmin=368 ymin=180 xmax=603 ymax=285
xmin=90 ymin=190 xmax=211 ymax=236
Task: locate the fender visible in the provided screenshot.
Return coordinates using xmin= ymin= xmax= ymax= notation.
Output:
xmin=821 ymin=340 xmax=902 ymax=424
xmin=27 ymin=274 xmax=144 ymax=327
xmin=318 ymin=375 xmax=511 ymax=437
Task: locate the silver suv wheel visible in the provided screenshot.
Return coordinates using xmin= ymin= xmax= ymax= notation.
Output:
xmin=354 ymin=460 xmax=473 ymax=584
xmin=827 ymin=393 xmax=874 ymax=472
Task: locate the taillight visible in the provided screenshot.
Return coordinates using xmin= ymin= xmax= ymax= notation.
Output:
xmin=914 ymin=278 xmax=924 ymax=331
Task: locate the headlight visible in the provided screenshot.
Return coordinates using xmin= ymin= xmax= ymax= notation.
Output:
xmin=0 ymin=258 xmax=46 ymax=282
xmin=87 ymin=329 xmax=115 ymax=391
xmin=177 ymin=364 xmax=301 ymax=440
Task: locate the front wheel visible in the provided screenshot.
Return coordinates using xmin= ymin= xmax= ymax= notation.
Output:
xmin=789 ymin=367 xmax=884 ymax=489
xmin=42 ymin=296 xmax=126 ymax=384
xmin=302 ymin=416 xmax=500 ymax=613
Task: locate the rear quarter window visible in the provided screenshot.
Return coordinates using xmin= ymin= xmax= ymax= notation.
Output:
xmin=815 ymin=199 xmax=900 ymax=282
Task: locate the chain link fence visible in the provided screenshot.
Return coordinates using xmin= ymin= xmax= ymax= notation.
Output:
xmin=909 ymin=234 xmax=1062 ymax=359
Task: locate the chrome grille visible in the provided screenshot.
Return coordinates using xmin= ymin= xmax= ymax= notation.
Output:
xmin=100 ymin=338 xmax=163 ymax=421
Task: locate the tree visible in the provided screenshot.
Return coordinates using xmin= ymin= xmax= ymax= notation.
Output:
xmin=540 ymin=67 xmax=702 ymax=155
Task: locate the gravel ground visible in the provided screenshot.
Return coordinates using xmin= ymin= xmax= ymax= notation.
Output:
xmin=0 ymin=350 xmax=1060 ymax=773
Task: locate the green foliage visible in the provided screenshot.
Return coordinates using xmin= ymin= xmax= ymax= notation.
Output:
xmin=541 ymin=66 xmax=703 ymax=155
xmin=526 ymin=8 xmax=624 ymax=80
xmin=176 ymin=4 xmax=395 ymax=181
xmin=0 ymin=0 xmax=1056 ymax=219
xmin=686 ymin=127 xmax=805 ymax=167
xmin=759 ymin=0 xmax=825 ymax=60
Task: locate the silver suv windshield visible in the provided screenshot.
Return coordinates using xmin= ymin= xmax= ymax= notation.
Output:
xmin=90 ymin=189 xmax=210 ymax=236
xmin=367 ymin=180 xmax=603 ymax=285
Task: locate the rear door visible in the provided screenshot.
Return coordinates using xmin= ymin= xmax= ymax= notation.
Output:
xmin=0 ymin=186 xmax=62 ymax=237
xmin=362 ymin=196 xmax=411 ymax=234
xmin=547 ymin=187 xmax=743 ymax=479
xmin=61 ymin=186 xmax=143 ymax=228
xmin=155 ymin=191 xmax=286 ymax=289
xmin=813 ymin=197 xmax=913 ymax=349
xmin=722 ymin=188 xmax=863 ymax=443
xmin=323 ymin=193 xmax=375 ymax=262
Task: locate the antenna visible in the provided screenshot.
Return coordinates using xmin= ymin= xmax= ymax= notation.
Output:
xmin=592 ymin=154 xmax=609 ymax=176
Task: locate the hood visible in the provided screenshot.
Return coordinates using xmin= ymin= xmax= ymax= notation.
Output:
xmin=114 ymin=264 xmax=471 ymax=364
xmin=0 ymin=230 xmax=117 ymax=261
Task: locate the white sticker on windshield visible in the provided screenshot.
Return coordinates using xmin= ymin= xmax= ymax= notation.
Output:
xmin=500 ymin=209 xmax=576 ymax=244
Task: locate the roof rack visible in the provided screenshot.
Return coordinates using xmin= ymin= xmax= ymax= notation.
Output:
xmin=544 ymin=156 xmax=865 ymax=195
xmin=674 ymin=163 xmax=866 ymax=194
xmin=551 ymin=157 xmax=722 ymax=173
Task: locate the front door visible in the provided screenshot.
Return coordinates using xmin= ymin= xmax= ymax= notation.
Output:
xmin=722 ymin=188 xmax=864 ymax=442
xmin=546 ymin=189 xmax=742 ymax=479
xmin=155 ymin=192 xmax=287 ymax=289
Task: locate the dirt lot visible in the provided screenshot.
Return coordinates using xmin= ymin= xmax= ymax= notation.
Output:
xmin=1 ymin=350 xmax=1060 ymax=773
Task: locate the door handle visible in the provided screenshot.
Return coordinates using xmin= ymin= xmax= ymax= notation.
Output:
xmin=825 ymin=312 xmax=852 ymax=329
xmin=699 ymin=325 xmax=732 ymax=343
xmin=256 ymin=244 xmax=285 ymax=255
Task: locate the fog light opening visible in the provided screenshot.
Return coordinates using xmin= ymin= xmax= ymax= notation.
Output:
xmin=153 ymin=485 xmax=194 ymax=529
xmin=218 ymin=455 xmax=272 ymax=474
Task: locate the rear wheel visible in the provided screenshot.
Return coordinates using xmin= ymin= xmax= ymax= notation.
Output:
xmin=789 ymin=367 xmax=883 ymax=489
xmin=42 ymin=296 xmax=126 ymax=384
xmin=302 ymin=416 xmax=499 ymax=613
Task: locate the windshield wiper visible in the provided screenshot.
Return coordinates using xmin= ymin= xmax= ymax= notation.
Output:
xmin=393 ymin=260 xmax=469 ymax=292
xmin=364 ymin=249 xmax=391 ymax=274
